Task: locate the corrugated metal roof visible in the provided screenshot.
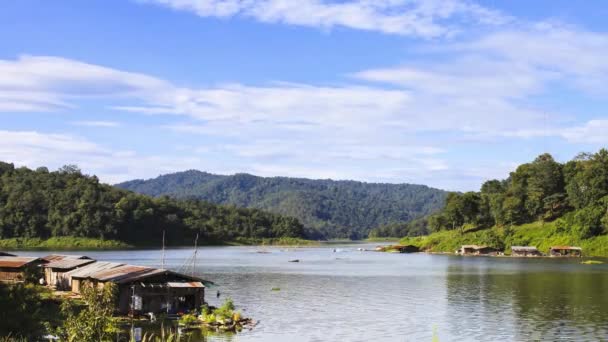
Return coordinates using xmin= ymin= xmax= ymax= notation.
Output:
xmin=166 ymin=281 xmax=205 ymax=288
xmin=550 ymin=246 xmax=582 ymax=250
xmin=512 ymin=246 xmax=539 ymax=251
xmin=44 ymin=258 xmax=96 ymax=270
xmin=92 ymin=265 xmax=164 ymax=283
xmin=0 ymin=256 xmax=42 ymax=268
xmin=43 ymin=254 xmax=92 ymax=262
xmin=66 ymin=261 xmax=124 ymax=279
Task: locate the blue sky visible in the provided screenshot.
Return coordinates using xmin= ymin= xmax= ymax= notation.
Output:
xmin=1 ymin=0 xmax=608 ymax=191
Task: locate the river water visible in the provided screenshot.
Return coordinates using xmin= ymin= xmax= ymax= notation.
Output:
xmin=21 ymin=244 xmax=608 ymax=341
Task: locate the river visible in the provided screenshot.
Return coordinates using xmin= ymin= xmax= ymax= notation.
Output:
xmin=20 ymin=243 xmax=608 ymax=341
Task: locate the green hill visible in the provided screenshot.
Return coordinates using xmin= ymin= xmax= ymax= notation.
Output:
xmin=392 ymin=149 xmax=608 ymax=257
xmin=117 ymin=171 xmax=448 ymax=239
xmin=0 ymin=162 xmax=305 ymax=247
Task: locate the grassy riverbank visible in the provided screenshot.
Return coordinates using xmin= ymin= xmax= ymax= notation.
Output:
xmin=400 ymin=221 xmax=608 ymax=257
xmin=0 ymin=236 xmax=319 ymax=250
xmin=0 ymin=237 xmax=132 ymax=250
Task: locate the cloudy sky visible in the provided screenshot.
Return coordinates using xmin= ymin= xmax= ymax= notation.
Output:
xmin=1 ymin=0 xmax=608 ymax=190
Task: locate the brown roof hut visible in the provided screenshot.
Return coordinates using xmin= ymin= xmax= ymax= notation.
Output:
xmin=66 ymin=262 xmax=210 ymax=315
xmin=0 ymin=256 xmax=46 ymax=283
xmin=458 ymin=245 xmax=499 ymax=256
xmin=43 ymin=258 xmax=96 ymax=290
xmin=511 ymin=246 xmax=542 ymax=257
xmin=549 ymin=246 xmax=582 ymax=257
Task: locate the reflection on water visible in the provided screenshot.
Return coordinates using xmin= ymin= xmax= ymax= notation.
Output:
xmin=20 ymin=245 xmax=608 ymax=341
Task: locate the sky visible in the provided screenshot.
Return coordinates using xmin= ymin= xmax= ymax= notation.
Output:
xmin=1 ymin=0 xmax=608 ymax=191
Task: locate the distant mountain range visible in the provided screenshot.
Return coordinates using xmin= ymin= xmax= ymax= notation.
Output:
xmin=117 ymin=171 xmax=448 ymax=239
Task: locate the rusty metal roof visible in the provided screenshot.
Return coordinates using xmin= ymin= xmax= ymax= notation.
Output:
xmin=66 ymin=261 xmax=125 ymax=279
xmin=0 ymin=256 xmax=43 ymax=268
xmin=166 ymin=281 xmax=205 ymax=288
xmin=44 ymin=258 xmax=96 ymax=270
xmin=42 ymin=254 xmax=92 ymax=262
xmin=550 ymin=246 xmax=582 ymax=250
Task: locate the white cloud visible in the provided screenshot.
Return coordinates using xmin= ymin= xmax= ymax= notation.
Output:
xmin=71 ymin=120 xmax=122 ymax=127
xmin=140 ymin=0 xmax=510 ymax=38
xmin=0 ymin=55 xmax=170 ymax=112
xmin=0 ymin=130 xmax=208 ymax=184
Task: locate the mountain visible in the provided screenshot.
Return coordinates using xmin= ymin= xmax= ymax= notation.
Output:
xmin=117 ymin=171 xmax=448 ymax=239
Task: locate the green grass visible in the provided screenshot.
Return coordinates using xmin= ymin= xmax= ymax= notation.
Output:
xmin=0 ymin=236 xmax=132 ymax=250
xmin=228 ymin=237 xmax=320 ymax=246
xmin=400 ymin=221 xmax=608 ymax=257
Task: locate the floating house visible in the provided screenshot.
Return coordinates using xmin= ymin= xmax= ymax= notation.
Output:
xmin=43 ymin=257 xmax=96 ymax=290
xmin=66 ymin=261 xmax=209 ymax=315
xmin=549 ymin=246 xmax=582 ymax=257
xmin=0 ymin=256 xmax=46 ymax=283
xmin=458 ymin=245 xmax=499 ymax=256
xmin=511 ymin=246 xmax=542 ymax=257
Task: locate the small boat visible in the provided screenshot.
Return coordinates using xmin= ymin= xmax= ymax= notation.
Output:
xmin=288 ymin=259 xmax=300 ymax=263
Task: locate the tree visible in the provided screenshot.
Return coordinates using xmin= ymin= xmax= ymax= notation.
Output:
xmin=54 ymin=282 xmax=118 ymax=342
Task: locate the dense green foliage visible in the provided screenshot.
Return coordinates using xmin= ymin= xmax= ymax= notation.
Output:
xmin=400 ymin=221 xmax=608 ymax=257
xmin=51 ymin=282 xmax=118 ymax=342
xmin=117 ymin=171 xmax=447 ymax=239
xmin=394 ymin=149 xmax=608 ymax=255
xmin=0 ymin=283 xmax=58 ymax=338
xmin=0 ymin=162 xmax=305 ymax=245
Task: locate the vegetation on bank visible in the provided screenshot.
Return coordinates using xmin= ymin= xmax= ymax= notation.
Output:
xmin=400 ymin=220 xmax=608 ymax=257
xmin=0 ymin=237 xmax=131 ymax=249
xmin=117 ymin=170 xmax=447 ymax=239
xmin=376 ymin=149 xmax=608 ymax=257
xmin=0 ymin=162 xmax=306 ymax=247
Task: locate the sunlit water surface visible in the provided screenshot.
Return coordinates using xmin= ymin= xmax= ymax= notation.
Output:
xmin=22 ymin=244 xmax=608 ymax=341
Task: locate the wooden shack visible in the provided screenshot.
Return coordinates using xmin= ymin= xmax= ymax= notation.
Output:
xmin=67 ymin=262 xmax=209 ymax=315
xmin=43 ymin=258 xmax=96 ymax=289
xmin=458 ymin=245 xmax=499 ymax=256
xmin=549 ymin=246 xmax=582 ymax=257
xmin=511 ymin=246 xmax=541 ymax=257
xmin=0 ymin=256 xmax=46 ymax=283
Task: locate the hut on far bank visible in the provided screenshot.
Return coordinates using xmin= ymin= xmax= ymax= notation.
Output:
xmin=458 ymin=245 xmax=499 ymax=256
xmin=0 ymin=256 xmax=46 ymax=283
xmin=549 ymin=246 xmax=582 ymax=257
xmin=511 ymin=246 xmax=542 ymax=257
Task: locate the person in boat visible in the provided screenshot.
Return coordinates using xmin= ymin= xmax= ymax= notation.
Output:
xmin=217 ymin=290 xmax=221 ymax=299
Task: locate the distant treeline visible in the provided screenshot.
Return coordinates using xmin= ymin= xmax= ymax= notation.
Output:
xmin=371 ymin=149 xmax=608 ymax=239
xmin=117 ymin=170 xmax=447 ymax=239
xmin=0 ymin=162 xmax=305 ymax=245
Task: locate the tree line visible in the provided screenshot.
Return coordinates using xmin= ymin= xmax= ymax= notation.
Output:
xmin=0 ymin=162 xmax=305 ymax=245
xmin=117 ymin=170 xmax=447 ymax=239
xmin=370 ymin=149 xmax=608 ymax=239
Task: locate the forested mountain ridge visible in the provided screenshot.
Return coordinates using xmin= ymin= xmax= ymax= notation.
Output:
xmin=117 ymin=171 xmax=448 ymax=239
xmin=0 ymin=162 xmax=305 ymax=246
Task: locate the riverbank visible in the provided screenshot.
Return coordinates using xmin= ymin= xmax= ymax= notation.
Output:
xmin=0 ymin=237 xmax=132 ymax=250
xmin=0 ymin=236 xmax=319 ymax=250
xmin=399 ymin=221 xmax=608 ymax=257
